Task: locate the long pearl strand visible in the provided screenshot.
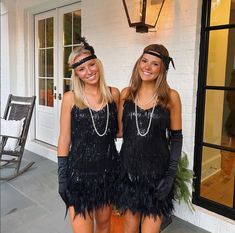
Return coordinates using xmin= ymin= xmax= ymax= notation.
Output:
xmin=83 ymin=92 xmax=109 ymax=137
xmin=135 ymin=97 xmax=156 ymax=137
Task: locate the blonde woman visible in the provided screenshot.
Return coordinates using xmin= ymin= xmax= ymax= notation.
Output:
xmin=116 ymin=44 xmax=182 ymax=233
xmin=57 ymin=38 xmax=120 ymax=233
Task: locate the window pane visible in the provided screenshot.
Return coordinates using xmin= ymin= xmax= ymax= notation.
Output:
xmin=64 ymin=79 xmax=71 ymax=93
xmin=73 ymin=10 xmax=81 ymax=44
xmin=64 ymin=13 xmax=72 ymax=45
xmin=206 ymin=28 xmax=235 ymax=86
xmin=64 ymin=47 xmax=72 ymax=78
xmin=46 ymin=17 xmax=53 ymax=47
xmin=39 ymin=78 xmax=45 ymax=105
xmin=46 ymin=48 xmax=54 ymax=77
xmin=47 ymin=79 xmax=54 ymax=107
xmin=200 ymin=147 xmax=235 ymax=208
xmin=203 ymin=89 xmax=235 ymax=149
xmin=225 ymin=86 xmax=235 ymax=138
xmin=38 ymin=19 xmax=45 ymax=48
xmin=210 ymin=0 xmax=235 ymax=26
xmin=39 ymin=50 xmax=45 ymax=77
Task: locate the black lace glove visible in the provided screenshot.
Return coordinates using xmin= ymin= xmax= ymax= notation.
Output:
xmin=58 ymin=156 xmax=71 ymax=204
xmin=157 ymin=130 xmax=183 ymax=200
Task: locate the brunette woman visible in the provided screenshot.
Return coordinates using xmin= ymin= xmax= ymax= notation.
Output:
xmin=116 ymin=44 xmax=182 ymax=233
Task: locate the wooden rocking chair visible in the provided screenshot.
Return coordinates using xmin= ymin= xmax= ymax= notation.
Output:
xmin=0 ymin=94 xmax=36 ymax=180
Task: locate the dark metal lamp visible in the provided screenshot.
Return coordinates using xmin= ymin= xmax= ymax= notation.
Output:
xmin=122 ymin=0 xmax=165 ymax=33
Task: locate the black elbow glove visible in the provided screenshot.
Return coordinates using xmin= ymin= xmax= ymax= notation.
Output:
xmin=58 ymin=156 xmax=71 ymax=205
xmin=157 ymin=130 xmax=183 ymax=200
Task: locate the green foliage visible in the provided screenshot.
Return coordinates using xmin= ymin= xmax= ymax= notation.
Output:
xmin=175 ymin=151 xmax=195 ymax=211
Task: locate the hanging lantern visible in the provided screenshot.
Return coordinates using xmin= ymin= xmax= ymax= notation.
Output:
xmin=122 ymin=0 xmax=165 ymax=33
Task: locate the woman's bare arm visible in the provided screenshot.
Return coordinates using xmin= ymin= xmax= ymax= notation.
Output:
xmin=57 ymin=91 xmax=74 ymax=156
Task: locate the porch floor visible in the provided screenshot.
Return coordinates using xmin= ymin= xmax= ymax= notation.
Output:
xmin=0 ymin=150 xmax=210 ymax=233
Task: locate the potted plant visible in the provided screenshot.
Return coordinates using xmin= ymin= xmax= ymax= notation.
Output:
xmin=111 ymin=206 xmax=124 ymax=233
xmin=175 ymin=151 xmax=195 ymax=211
xmin=161 ymin=151 xmax=195 ymax=230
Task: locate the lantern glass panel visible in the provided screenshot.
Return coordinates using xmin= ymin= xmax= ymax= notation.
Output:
xmin=125 ymin=0 xmax=143 ymax=24
xmin=146 ymin=0 xmax=164 ymax=26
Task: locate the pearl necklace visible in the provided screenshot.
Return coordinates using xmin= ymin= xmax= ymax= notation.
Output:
xmin=137 ymin=94 xmax=157 ymax=107
xmin=135 ymin=98 xmax=156 ymax=137
xmin=83 ymin=92 xmax=109 ymax=137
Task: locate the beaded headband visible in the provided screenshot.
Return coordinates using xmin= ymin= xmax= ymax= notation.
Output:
xmin=71 ymin=36 xmax=97 ymax=69
xmin=71 ymin=54 xmax=97 ymax=69
xmin=143 ymin=51 xmax=175 ymax=70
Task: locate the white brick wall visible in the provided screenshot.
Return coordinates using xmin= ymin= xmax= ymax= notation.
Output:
xmin=1 ymin=1 xmax=10 ymax=115
xmin=1 ymin=0 xmax=235 ymax=232
xmin=0 ymin=0 xmax=17 ymax=114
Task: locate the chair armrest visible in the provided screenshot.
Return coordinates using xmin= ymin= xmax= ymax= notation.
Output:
xmin=0 ymin=134 xmax=25 ymax=140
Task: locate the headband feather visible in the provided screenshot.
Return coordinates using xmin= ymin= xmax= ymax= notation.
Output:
xmin=71 ymin=36 xmax=97 ymax=69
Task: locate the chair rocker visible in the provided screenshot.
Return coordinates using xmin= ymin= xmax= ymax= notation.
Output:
xmin=0 ymin=94 xmax=36 ymax=180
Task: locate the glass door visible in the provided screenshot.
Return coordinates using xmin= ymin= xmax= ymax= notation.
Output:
xmin=34 ymin=2 xmax=81 ymax=146
xmin=58 ymin=5 xmax=81 ymax=95
xmin=35 ymin=10 xmax=58 ymax=146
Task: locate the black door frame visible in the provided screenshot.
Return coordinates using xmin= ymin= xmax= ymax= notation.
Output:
xmin=193 ymin=0 xmax=235 ymax=220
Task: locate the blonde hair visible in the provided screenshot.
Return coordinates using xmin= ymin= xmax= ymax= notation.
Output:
xmin=125 ymin=44 xmax=170 ymax=108
xmin=68 ymin=46 xmax=113 ymax=108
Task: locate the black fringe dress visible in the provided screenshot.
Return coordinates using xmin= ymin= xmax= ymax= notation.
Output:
xmin=66 ymin=102 xmax=119 ymax=216
xmin=116 ymin=101 xmax=174 ymax=217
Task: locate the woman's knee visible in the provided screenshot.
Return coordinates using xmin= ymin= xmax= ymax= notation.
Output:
xmin=124 ymin=220 xmax=139 ymax=233
xmin=124 ymin=211 xmax=140 ymax=233
xmin=141 ymin=215 xmax=162 ymax=233
xmin=95 ymin=206 xmax=112 ymax=230
xmin=96 ymin=216 xmax=110 ymax=230
xmin=69 ymin=207 xmax=93 ymax=233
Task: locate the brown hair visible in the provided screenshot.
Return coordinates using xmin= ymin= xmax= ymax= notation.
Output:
xmin=125 ymin=44 xmax=171 ymax=108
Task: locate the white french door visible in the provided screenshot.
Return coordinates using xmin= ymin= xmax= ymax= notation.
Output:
xmin=34 ymin=3 xmax=81 ymax=146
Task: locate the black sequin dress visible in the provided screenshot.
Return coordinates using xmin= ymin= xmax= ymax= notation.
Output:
xmin=67 ymin=102 xmax=119 ymax=216
xmin=116 ymin=100 xmax=174 ymax=217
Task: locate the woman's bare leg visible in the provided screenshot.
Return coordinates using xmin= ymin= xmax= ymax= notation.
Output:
xmin=124 ymin=210 xmax=140 ymax=233
xmin=95 ymin=205 xmax=112 ymax=233
xmin=69 ymin=206 xmax=94 ymax=233
xmin=141 ymin=215 xmax=162 ymax=233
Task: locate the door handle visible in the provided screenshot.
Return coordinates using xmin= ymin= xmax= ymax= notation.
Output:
xmin=58 ymin=93 xmax=62 ymax=100
xmin=54 ymin=93 xmax=56 ymax=99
